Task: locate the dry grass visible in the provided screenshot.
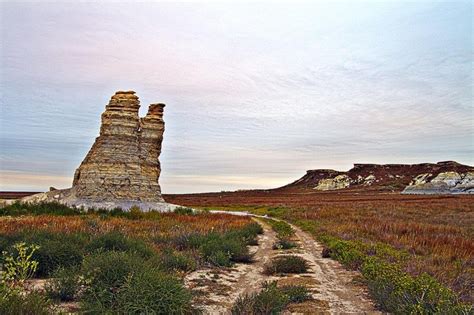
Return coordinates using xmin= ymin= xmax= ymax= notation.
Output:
xmin=0 ymin=212 xmax=252 ymax=241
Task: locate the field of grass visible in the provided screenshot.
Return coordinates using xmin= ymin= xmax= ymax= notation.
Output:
xmin=166 ymin=191 xmax=474 ymax=312
xmin=0 ymin=202 xmax=264 ymax=313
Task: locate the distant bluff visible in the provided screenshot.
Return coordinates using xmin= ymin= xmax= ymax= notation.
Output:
xmin=24 ymin=91 xmax=176 ymax=211
xmin=279 ymin=161 xmax=474 ymax=194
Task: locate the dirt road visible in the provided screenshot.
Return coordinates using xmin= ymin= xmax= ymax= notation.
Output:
xmin=184 ymin=213 xmax=380 ymax=314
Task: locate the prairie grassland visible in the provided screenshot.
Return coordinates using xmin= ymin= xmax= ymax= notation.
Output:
xmin=166 ymin=192 xmax=474 ymax=305
xmin=0 ymin=204 xmax=264 ymax=313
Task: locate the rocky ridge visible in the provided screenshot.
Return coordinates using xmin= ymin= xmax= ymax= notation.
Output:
xmin=23 ymin=91 xmax=176 ymax=211
xmin=280 ymin=161 xmax=474 ymax=194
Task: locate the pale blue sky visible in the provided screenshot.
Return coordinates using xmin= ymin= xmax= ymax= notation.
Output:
xmin=0 ymin=1 xmax=472 ymax=193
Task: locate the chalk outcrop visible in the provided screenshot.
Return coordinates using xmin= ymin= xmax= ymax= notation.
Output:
xmin=402 ymin=172 xmax=474 ymax=194
xmin=314 ymin=175 xmax=351 ymax=191
xmin=23 ymin=91 xmax=176 ymax=211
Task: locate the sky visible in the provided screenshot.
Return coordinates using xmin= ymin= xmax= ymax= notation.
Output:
xmin=0 ymin=1 xmax=472 ymax=193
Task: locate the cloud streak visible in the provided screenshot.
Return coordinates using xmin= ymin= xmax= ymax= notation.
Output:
xmin=1 ymin=1 xmax=472 ymax=193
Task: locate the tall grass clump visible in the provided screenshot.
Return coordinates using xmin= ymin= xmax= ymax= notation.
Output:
xmin=45 ymin=266 xmax=81 ymax=302
xmin=264 ymin=256 xmax=309 ymax=275
xmin=85 ymin=231 xmax=155 ymax=258
xmin=180 ymin=222 xmax=263 ymax=267
xmin=80 ymin=251 xmax=193 ymax=314
xmin=116 ymin=268 xmax=193 ymax=314
xmin=173 ymin=206 xmax=194 ymax=215
xmin=80 ymin=251 xmax=146 ymax=312
xmin=153 ymin=248 xmax=198 ymax=272
xmin=0 ymin=291 xmax=52 ymax=315
xmin=231 ymin=281 xmax=310 ymax=315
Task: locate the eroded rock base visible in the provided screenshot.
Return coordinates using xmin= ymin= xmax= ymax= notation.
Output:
xmin=22 ymin=188 xmax=177 ymax=211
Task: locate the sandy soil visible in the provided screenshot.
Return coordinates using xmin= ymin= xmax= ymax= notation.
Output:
xmin=184 ymin=214 xmax=380 ymax=314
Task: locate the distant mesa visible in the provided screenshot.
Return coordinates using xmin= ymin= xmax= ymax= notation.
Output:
xmin=23 ymin=91 xmax=177 ymax=211
xmin=280 ymin=161 xmax=474 ymax=194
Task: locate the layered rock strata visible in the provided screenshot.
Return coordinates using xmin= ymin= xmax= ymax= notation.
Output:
xmin=402 ymin=172 xmax=474 ymax=194
xmin=23 ymin=91 xmax=176 ymax=211
xmin=279 ymin=161 xmax=474 ymax=194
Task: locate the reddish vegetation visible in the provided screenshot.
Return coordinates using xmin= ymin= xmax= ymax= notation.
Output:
xmin=0 ymin=213 xmax=251 ymax=240
xmin=165 ymin=190 xmax=474 ymax=302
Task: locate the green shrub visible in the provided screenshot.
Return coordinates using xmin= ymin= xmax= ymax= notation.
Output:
xmin=159 ymin=232 xmax=201 ymax=250
xmin=264 ymin=256 xmax=309 ymax=275
xmin=199 ymin=232 xmax=253 ymax=266
xmin=208 ymin=250 xmax=232 ymax=267
xmin=18 ymin=231 xmax=84 ymax=277
xmin=45 ymin=266 xmax=81 ymax=302
xmin=320 ymin=236 xmax=366 ymax=270
xmin=128 ymin=206 xmax=144 ymax=220
xmin=116 ymin=269 xmax=193 ymax=314
xmin=0 ymin=231 xmax=86 ymax=277
xmin=272 ymin=239 xmax=297 ymax=250
xmin=362 ymin=257 xmax=472 ymax=314
xmin=173 ymin=207 xmax=194 ymax=215
xmin=0 ymin=235 xmax=23 ymax=261
xmin=0 ymin=290 xmax=52 ymax=315
xmin=156 ymin=223 xmax=261 ymax=267
xmin=86 ymin=231 xmax=155 ymax=258
xmin=80 ymin=251 xmax=147 ymax=312
xmin=280 ymin=285 xmax=311 ymax=303
xmin=231 ymin=281 xmax=289 ymax=315
xmin=0 ymin=201 xmax=81 ymax=216
xmin=266 ymin=220 xmax=294 ymax=239
xmin=2 ymin=242 xmax=39 ymax=284
xmin=155 ymin=249 xmax=197 ymax=272
xmin=227 ymin=222 xmax=263 ymax=246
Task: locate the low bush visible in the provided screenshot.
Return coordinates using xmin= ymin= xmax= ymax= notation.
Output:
xmin=232 ymin=281 xmax=288 ymax=315
xmin=86 ymin=231 xmax=155 ymax=258
xmin=280 ymin=285 xmax=311 ymax=303
xmin=198 ymin=232 xmax=253 ymax=266
xmin=227 ymin=222 xmax=263 ymax=246
xmin=231 ymin=281 xmax=310 ymax=315
xmin=362 ymin=257 xmax=472 ymax=314
xmin=45 ymin=266 xmax=81 ymax=302
xmin=0 ymin=231 xmax=87 ymax=277
xmin=155 ymin=249 xmax=197 ymax=272
xmin=32 ymin=236 xmax=85 ymax=277
xmin=181 ymin=223 xmax=261 ymax=267
xmin=264 ymin=256 xmax=309 ymax=275
xmin=116 ymin=268 xmax=193 ymax=314
xmin=173 ymin=207 xmax=194 ymax=215
xmin=266 ymin=220 xmax=294 ymax=239
xmin=272 ymin=239 xmax=297 ymax=250
xmin=318 ymin=235 xmax=368 ymax=270
xmin=0 ymin=290 xmax=52 ymax=315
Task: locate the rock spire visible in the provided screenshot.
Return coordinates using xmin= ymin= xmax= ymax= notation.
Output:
xmin=23 ymin=91 xmax=175 ymax=211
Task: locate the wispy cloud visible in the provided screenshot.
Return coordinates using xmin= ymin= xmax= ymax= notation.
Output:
xmin=1 ymin=1 xmax=472 ymax=193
